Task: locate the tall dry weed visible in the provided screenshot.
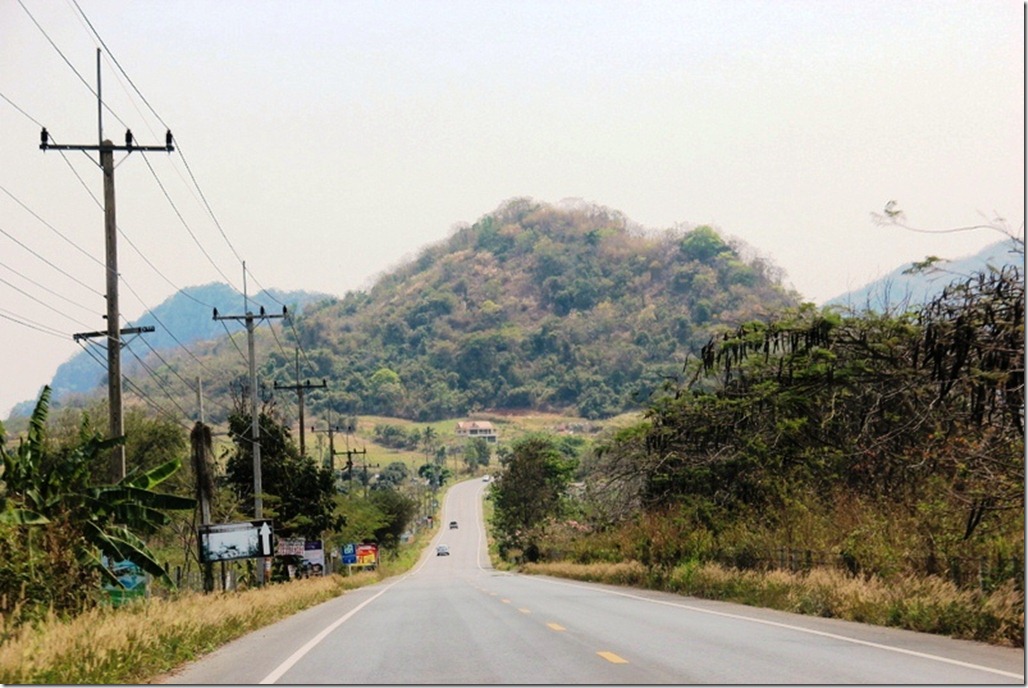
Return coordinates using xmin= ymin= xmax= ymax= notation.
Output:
xmin=523 ymin=559 xmax=1024 ymax=647
xmin=0 ymin=572 xmax=376 ymax=684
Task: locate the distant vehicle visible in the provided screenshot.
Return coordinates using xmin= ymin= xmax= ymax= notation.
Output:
xmin=436 ymin=545 xmax=450 ymax=556
xmin=482 ymin=475 xmax=491 ymax=482
xmin=449 ymin=521 xmax=459 ymax=529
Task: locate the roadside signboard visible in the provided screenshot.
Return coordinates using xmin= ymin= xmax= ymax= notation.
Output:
xmin=199 ymin=520 xmax=274 ymax=563
xmin=341 ymin=543 xmax=357 ymax=565
xmin=101 ymin=556 xmax=147 ymax=606
xmin=356 ymin=543 xmax=378 ymax=568
xmin=277 ymin=538 xmax=305 ymax=557
xmin=303 ymin=540 xmax=325 ymax=575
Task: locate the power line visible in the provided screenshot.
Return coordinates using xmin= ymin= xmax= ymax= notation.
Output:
xmin=16 ymin=0 xmax=128 ymax=131
xmin=0 ymin=308 xmax=71 ymax=339
xmin=139 ymin=154 xmax=241 ymax=292
xmin=117 ymin=280 xmax=217 ymax=374
xmin=1 ymin=92 xmax=218 ymax=316
xmin=0 ymin=91 xmax=45 ymax=128
xmin=70 ymin=0 xmax=167 ymax=130
xmin=121 ymin=373 xmax=192 ymax=432
xmin=53 ymin=138 xmax=220 ymax=313
xmin=0 ymin=259 xmax=100 ymax=315
xmin=0 ymin=183 xmax=105 ymax=268
xmin=66 ymin=0 xmax=250 ymax=277
xmin=0 ymin=273 xmax=95 ymax=328
xmin=219 ymin=319 xmax=252 ymax=368
xmin=0 ymin=224 xmax=103 ymax=297
xmin=123 ymin=343 xmax=194 ymax=421
xmin=177 ymin=147 xmax=246 ymax=265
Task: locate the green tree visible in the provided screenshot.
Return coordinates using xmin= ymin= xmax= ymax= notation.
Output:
xmin=224 ymin=405 xmax=341 ymax=539
xmin=368 ymin=488 xmax=418 ymax=549
xmin=418 ymin=462 xmax=450 ymax=489
xmin=368 ymin=367 xmax=405 ymax=413
xmin=421 ymin=426 xmax=438 ymax=462
xmin=375 ymin=461 xmax=410 ymax=490
xmin=679 ymin=225 xmax=729 ymax=262
xmin=491 ymin=434 xmax=578 ymax=561
xmin=463 ymin=437 xmax=491 ymax=469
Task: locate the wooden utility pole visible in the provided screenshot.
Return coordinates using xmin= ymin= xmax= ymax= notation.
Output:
xmin=190 ymin=421 xmax=215 ymax=593
xmin=274 ymin=350 xmax=326 ymax=457
xmin=213 ymin=268 xmax=286 ymax=586
xmin=41 ymin=49 xmax=174 ymax=482
xmin=351 ymin=449 xmax=377 ymax=498
xmin=311 ymin=420 xmax=348 ymax=475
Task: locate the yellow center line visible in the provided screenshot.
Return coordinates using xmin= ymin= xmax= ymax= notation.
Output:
xmin=597 ymin=651 xmax=629 ymax=664
xmin=518 ymin=608 xmax=531 ymax=614
xmin=501 ymin=598 xmax=511 ymax=604
xmin=546 ymin=622 xmax=566 ymax=631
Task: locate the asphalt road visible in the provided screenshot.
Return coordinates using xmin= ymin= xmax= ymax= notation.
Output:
xmin=166 ymin=478 xmax=1024 ymax=684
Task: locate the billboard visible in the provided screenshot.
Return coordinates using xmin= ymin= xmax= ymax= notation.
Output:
xmin=303 ymin=540 xmax=325 ymax=575
xmin=199 ymin=520 xmax=274 ymax=563
xmin=277 ymin=538 xmax=305 ymax=557
xmin=356 ymin=543 xmax=378 ymax=568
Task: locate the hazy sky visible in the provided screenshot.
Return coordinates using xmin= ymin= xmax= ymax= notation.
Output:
xmin=1 ymin=0 xmax=1023 ymax=418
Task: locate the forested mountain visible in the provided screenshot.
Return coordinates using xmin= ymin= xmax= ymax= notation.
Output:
xmin=7 ymin=283 xmax=330 ymax=419
xmin=265 ymin=198 xmax=799 ymax=421
xmin=15 ymin=199 xmax=800 ymax=424
xmin=824 ymin=238 xmax=1022 ymax=311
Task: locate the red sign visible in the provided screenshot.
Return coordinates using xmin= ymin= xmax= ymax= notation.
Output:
xmin=355 ymin=544 xmax=378 ymax=567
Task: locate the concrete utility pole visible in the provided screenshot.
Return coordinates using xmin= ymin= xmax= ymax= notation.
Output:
xmin=274 ymin=350 xmax=326 ymax=457
xmin=41 ymin=49 xmax=174 ymax=482
xmin=213 ymin=267 xmax=286 ymax=586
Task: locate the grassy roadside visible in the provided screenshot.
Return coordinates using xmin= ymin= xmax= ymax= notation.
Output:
xmin=519 ymin=559 xmax=1024 ymax=647
xmin=0 ymin=527 xmax=437 ymax=685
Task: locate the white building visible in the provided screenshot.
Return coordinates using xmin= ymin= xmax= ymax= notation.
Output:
xmin=455 ymin=420 xmax=498 ymax=443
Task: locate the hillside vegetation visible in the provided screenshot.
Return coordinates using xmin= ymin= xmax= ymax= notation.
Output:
xmin=490 ymin=260 xmax=1024 ymax=644
xmin=238 ymin=198 xmax=794 ymax=423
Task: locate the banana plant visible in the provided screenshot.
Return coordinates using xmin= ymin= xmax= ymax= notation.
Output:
xmin=0 ymin=386 xmax=195 ymax=587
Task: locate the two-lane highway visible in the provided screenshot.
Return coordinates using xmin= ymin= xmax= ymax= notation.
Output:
xmin=166 ymin=478 xmax=1024 ymax=684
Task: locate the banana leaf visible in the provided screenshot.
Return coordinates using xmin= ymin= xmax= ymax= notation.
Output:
xmin=122 ymin=458 xmax=182 ymax=490
xmin=83 ymin=521 xmax=173 ymax=586
xmin=0 ymin=507 xmax=50 ymax=525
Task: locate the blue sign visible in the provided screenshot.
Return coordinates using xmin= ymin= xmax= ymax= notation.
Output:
xmin=341 ymin=542 xmax=357 ymax=565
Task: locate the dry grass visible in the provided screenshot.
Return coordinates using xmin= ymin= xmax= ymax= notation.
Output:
xmin=0 ymin=571 xmax=378 ymax=685
xmin=524 ymin=560 xmax=649 ymax=586
xmin=523 ymin=560 xmax=1024 ymax=647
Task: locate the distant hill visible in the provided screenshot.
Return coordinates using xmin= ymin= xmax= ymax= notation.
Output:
xmin=823 ymin=238 xmax=1023 ymax=312
xmin=163 ymin=198 xmax=800 ymax=423
xmin=6 ymin=284 xmax=332 ymax=419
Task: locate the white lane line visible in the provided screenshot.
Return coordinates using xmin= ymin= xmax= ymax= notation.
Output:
xmin=534 ymin=577 xmax=1023 ymax=681
xmin=260 ymin=547 xmax=444 ymax=685
xmin=259 ymin=577 xmax=403 ymax=684
xmin=263 ymin=484 xmax=485 ymax=684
